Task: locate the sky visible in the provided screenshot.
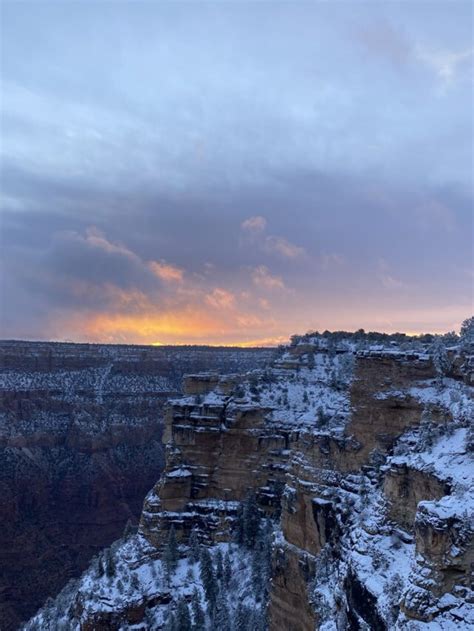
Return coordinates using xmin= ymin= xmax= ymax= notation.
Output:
xmin=0 ymin=1 xmax=473 ymax=346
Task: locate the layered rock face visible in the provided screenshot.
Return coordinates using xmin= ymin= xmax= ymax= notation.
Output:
xmin=140 ymin=374 xmax=286 ymax=550
xmin=23 ymin=336 xmax=474 ymax=631
xmin=0 ymin=341 xmax=272 ymax=630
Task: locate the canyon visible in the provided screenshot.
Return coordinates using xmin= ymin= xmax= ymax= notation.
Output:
xmin=8 ymin=333 xmax=474 ymax=630
xmin=0 ymin=341 xmax=273 ymax=629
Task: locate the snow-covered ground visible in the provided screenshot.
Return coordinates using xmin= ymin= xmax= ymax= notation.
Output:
xmin=24 ymin=531 xmax=269 ymax=630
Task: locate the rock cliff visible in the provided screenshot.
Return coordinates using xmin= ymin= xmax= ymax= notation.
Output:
xmin=22 ymin=334 xmax=474 ymax=630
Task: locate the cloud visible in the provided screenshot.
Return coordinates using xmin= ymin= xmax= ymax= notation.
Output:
xmin=414 ymin=199 xmax=456 ymax=233
xmin=241 ymin=215 xmax=267 ymax=232
xmin=264 ymin=235 xmax=306 ymax=259
xmin=45 ymin=227 xmax=155 ymax=293
xmin=416 ymin=46 xmax=473 ymax=86
xmin=80 ymin=227 xmax=138 ymax=260
xmin=250 ymin=265 xmax=285 ymax=290
xmin=356 ymin=17 xmax=473 ymax=92
xmin=321 ymin=253 xmax=345 ymax=269
xmin=377 ymin=259 xmax=406 ymax=290
xmin=240 ymin=215 xmax=305 ymax=259
xmin=1 ymin=163 xmax=471 ymax=344
xmin=148 ymin=260 xmax=184 ymax=282
xmin=205 ymin=288 xmax=236 ymax=309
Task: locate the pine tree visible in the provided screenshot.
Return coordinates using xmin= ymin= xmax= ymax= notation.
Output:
xmin=191 ymin=589 xmax=205 ymax=630
xmin=235 ymin=603 xmax=251 ymax=631
xmin=246 ymin=608 xmax=258 ymax=631
xmin=122 ymin=518 xmax=135 ymax=539
xmin=460 ymin=316 xmax=474 ymax=351
xmin=251 ymin=547 xmax=263 ymax=598
xmin=175 ymin=597 xmax=191 ymax=631
xmin=223 ymin=552 xmax=232 ymax=587
xmin=317 ymin=406 xmax=329 ymax=429
xmin=260 ymin=518 xmax=273 ymax=588
xmin=163 ymin=525 xmax=179 ymax=578
xmin=235 ymin=503 xmax=245 ymax=545
xmin=213 ymin=589 xmax=231 ymax=631
xmin=97 ymin=554 xmax=105 ymax=577
xmin=327 ymin=336 xmax=336 ymax=358
xmin=189 ymin=526 xmax=201 ymax=563
xmin=105 ymin=549 xmax=115 ymax=578
xmin=215 ymin=548 xmax=224 ymax=581
xmin=418 ymin=407 xmax=435 ymax=450
xmin=359 ymin=476 xmax=370 ymax=507
xmin=164 ymin=611 xmax=176 ymax=631
xmin=431 ymin=337 xmax=450 ymax=382
xmin=242 ymin=492 xmax=260 ymax=548
xmin=254 ymin=609 xmax=267 ymax=631
xmin=130 ymin=573 xmax=140 ymax=591
xmin=199 ymin=547 xmax=217 ymax=607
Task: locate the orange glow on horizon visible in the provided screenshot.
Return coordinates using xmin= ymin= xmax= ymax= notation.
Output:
xmin=69 ymin=304 xmax=285 ymax=347
xmin=48 ymin=297 xmax=469 ymax=348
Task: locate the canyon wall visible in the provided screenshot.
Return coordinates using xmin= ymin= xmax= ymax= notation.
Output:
xmin=23 ymin=338 xmax=474 ymax=630
xmin=0 ymin=341 xmax=273 ymax=629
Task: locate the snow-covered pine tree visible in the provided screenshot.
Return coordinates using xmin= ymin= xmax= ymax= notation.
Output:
xmin=260 ymin=518 xmax=273 ymax=587
xmin=338 ymin=352 xmax=355 ymax=387
xmin=189 ymin=526 xmax=200 ymax=563
xmin=213 ymin=589 xmax=231 ymax=631
xmin=199 ymin=547 xmax=217 ymax=607
xmin=104 ymin=549 xmax=115 ymax=578
xmin=164 ymin=611 xmax=176 ymax=631
xmin=163 ymin=525 xmax=179 ymax=578
xmin=246 ymin=607 xmax=266 ymax=631
xmin=130 ymin=573 xmax=139 ymax=591
xmin=242 ymin=492 xmax=260 ymax=548
xmin=417 ymin=407 xmax=436 ymax=450
xmin=97 ymin=554 xmax=105 ymax=577
xmin=122 ymin=518 xmax=135 ymax=539
xmin=215 ymin=548 xmax=224 ymax=581
xmin=431 ymin=336 xmax=450 ymax=382
xmin=234 ymin=502 xmax=245 ymax=545
xmin=175 ymin=597 xmax=191 ymax=631
xmin=460 ymin=316 xmax=474 ymax=351
xmin=251 ymin=518 xmax=273 ymax=599
xmin=235 ymin=603 xmax=252 ymax=631
xmin=223 ymin=551 xmax=232 ymax=587
xmin=191 ymin=588 xmax=205 ymax=630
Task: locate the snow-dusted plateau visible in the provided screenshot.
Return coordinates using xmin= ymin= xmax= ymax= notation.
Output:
xmin=2 ymin=324 xmax=474 ymax=631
